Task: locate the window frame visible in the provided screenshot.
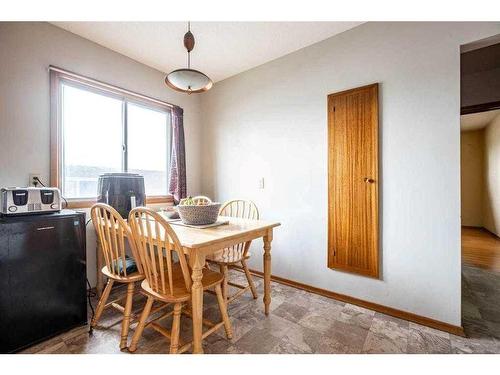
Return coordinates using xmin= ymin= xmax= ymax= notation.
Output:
xmin=50 ymin=66 xmax=175 ymax=208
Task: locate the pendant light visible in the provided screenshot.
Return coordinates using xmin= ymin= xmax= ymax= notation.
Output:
xmin=165 ymin=22 xmax=213 ymax=94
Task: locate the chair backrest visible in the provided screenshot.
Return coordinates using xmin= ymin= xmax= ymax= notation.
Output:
xmin=219 ymin=199 xmax=259 ymax=220
xmin=219 ymin=200 xmax=260 ymax=259
xmin=91 ymin=203 xmax=143 ymax=278
xmin=128 ymin=207 xmax=192 ymax=297
xmin=192 ymin=195 xmax=212 ymax=205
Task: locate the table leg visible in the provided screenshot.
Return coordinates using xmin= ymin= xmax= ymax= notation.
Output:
xmin=96 ymin=239 xmax=104 ymax=298
xmin=263 ymin=230 xmax=273 ymax=316
xmin=190 ymin=252 xmax=206 ymax=354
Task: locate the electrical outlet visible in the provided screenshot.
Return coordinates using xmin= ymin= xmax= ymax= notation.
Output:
xmin=29 ymin=173 xmax=41 ymax=187
xmin=258 ymin=177 xmax=265 ymax=189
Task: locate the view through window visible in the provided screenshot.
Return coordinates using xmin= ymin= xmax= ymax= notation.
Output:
xmin=60 ymin=82 xmax=171 ymax=199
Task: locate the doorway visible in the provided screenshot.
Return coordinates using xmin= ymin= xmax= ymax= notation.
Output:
xmin=460 ymin=35 xmax=500 ymax=341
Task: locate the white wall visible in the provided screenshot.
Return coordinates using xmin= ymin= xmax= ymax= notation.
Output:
xmin=483 ymin=113 xmax=500 ymax=236
xmin=0 ymin=22 xmax=203 ymax=286
xmin=200 ymin=22 xmax=500 ymax=326
xmin=460 ymin=129 xmax=484 ymax=227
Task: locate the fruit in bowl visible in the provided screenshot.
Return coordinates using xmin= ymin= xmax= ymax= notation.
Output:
xmin=179 ymin=196 xmax=210 ymax=206
xmin=177 ymin=197 xmax=221 ymax=225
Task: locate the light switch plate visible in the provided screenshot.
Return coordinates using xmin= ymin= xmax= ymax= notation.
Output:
xmin=258 ymin=177 xmax=265 ymax=189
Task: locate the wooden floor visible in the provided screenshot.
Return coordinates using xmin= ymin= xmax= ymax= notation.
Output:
xmin=462 ymin=226 xmax=500 ymax=271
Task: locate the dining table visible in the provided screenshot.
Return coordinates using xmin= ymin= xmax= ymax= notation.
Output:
xmin=95 ymin=214 xmax=280 ymax=354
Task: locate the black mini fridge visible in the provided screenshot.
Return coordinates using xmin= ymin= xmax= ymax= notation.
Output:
xmin=0 ymin=210 xmax=87 ymax=353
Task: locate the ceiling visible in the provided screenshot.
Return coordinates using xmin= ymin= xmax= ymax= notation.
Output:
xmin=461 ymin=109 xmax=500 ymax=131
xmin=51 ymin=22 xmax=363 ymax=82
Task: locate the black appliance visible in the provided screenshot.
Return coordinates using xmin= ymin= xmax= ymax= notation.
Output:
xmin=97 ymin=173 xmax=145 ymax=218
xmin=0 ymin=210 xmax=87 ymax=353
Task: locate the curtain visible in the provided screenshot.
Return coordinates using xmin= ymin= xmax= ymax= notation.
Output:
xmin=168 ymin=105 xmax=187 ymax=203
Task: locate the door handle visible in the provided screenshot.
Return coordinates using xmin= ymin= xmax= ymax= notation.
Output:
xmin=364 ymin=178 xmax=375 ymax=184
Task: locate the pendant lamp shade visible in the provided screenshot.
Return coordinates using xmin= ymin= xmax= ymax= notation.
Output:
xmin=165 ymin=23 xmax=213 ymax=94
xmin=165 ymin=69 xmax=213 ymax=93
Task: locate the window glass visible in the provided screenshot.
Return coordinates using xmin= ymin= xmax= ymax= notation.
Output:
xmin=127 ymin=102 xmax=170 ymax=196
xmin=62 ymin=84 xmax=123 ymax=199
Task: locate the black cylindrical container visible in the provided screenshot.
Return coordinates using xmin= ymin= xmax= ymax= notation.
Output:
xmin=97 ymin=173 xmax=145 ymax=218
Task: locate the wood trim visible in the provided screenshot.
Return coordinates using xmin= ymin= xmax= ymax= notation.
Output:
xmin=66 ymin=195 xmax=174 ymax=209
xmin=50 ymin=71 xmax=61 ymax=188
xmin=239 ymin=268 xmax=465 ymax=337
xmin=461 ymin=100 xmax=500 ymax=115
xmin=66 ymin=200 xmax=96 ymax=209
xmin=146 ymin=195 xmax=175 ymax=205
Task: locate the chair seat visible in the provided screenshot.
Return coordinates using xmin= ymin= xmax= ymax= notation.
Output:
xmin=140 ymin=263 xmax=224 ymax=302
xmin=207 ymin=249 xmax=251 ymax=265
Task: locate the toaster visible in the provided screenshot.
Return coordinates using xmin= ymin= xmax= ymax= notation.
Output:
xmin=0 ymin=187 xmax=62 ymax=216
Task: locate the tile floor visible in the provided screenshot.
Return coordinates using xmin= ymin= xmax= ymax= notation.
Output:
xmin=21 ymin=266 xmax=500 ymax=354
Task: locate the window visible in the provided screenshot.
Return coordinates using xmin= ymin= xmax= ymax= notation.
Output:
xmin=50 ymin=68 xmax=174 ymax=206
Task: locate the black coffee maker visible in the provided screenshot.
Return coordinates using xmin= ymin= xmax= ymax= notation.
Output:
xmin=97 ymin=173 xmax=145 ymax=218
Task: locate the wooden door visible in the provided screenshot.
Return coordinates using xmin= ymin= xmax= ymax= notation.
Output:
xmin=328 ymin=83 xmax=379 ymax=278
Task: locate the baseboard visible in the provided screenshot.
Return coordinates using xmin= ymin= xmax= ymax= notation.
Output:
xmin=237 ymin=267 xmax=465 ymax=337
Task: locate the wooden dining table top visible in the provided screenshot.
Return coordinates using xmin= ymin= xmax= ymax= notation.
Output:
xmin=161 ymin=215 xmax=281 ymax=249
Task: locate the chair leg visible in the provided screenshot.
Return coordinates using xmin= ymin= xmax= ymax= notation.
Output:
xmin=170 ymin=303 xmax=183 ymax=354
xmin=91 ymin=278 xmax=114 ymax=327
xmin=241 ymin=259 xmax=258 ymax=299
xmin=120 ymin=282 xmax=135 ymax=350
xmin=128 ymin=295 xmax=154 ymax=353
xmin=215 ymin=284 xmax=233 ymax=339
xmin=219 ymin=264 xmax=228 ymax=302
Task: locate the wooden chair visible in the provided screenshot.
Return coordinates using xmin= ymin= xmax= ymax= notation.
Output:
xmin=192 ymin=195 xmax=212 ymax=205
xmin=127 ymin=207 xmax=232 ymax=354
xmin=90 ymin=203 xmax=145 ymax=350
xmin=206 ymin=200 xmax=259 ymax=303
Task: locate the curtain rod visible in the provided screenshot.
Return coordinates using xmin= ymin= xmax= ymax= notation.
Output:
xmin=48 ymin=65 xmax=175 ymax=109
